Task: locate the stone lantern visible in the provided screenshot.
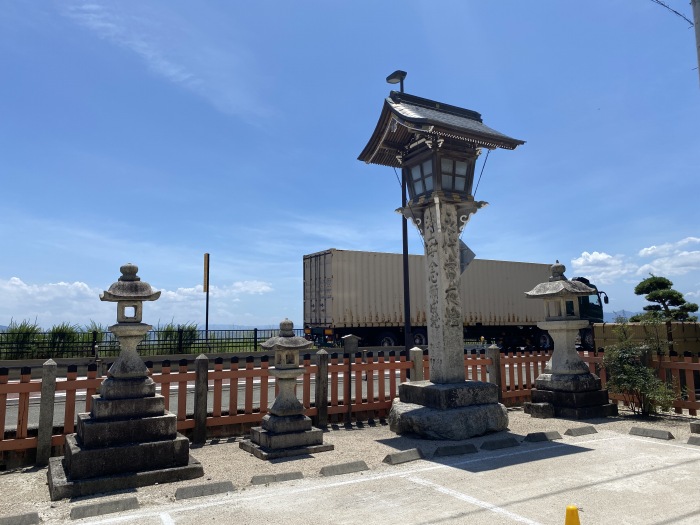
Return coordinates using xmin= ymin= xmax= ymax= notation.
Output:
xmin=99 ymin=263 xmax=161 ymax=395
xmin=524 ymin=262 xmax=617 ymax=419
xmin=240 ymin=319 xmax=333 ymax=459
xmin=47 ymin=263 xmax=202 ymax=500
xmin=359 ymin=91 xmax=523 ymax=440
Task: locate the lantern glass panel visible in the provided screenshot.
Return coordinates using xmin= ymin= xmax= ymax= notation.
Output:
xmin=422 ymin=160 xmax=434 ymax=191
xmin=440 ymin=157 xmax=471 ymax=194
xmin=411 ymin=165 xmax=421 ymax=181
xmin=455 ymin=161 xmax=467 ymax=176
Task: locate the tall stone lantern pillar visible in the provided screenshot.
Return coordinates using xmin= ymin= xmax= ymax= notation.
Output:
xmin=359 ymin=91 xmax=524 ymax=439
xmin=48 ymin=264 xmax=203 ymax=500
xmin=524 ymin=261 xmax=617 ymax=419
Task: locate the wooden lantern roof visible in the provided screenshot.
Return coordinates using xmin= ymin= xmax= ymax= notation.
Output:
xmin=358 ymin=91 xmax=525 ymax=168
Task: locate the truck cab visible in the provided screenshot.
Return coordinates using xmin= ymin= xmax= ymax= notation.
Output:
xmin=572 ymin=276 xmax=609 ymax=349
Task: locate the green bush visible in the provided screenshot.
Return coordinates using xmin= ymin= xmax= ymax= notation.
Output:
xmin=3 ymin=319 xmax=42 ymax=359
xmin=603 ymin=317 xmax=678 ymax=416
xmin=47 ymin=322 xmax=81 ymax=359
xmin=155 ymin=321 xmax=198 ymax=354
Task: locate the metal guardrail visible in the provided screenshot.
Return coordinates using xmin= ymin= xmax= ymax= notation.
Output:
xmin=0 ymin=328 xmax=306 ymax=360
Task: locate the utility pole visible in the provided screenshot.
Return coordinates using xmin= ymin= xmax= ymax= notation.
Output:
xmin=204 ymin=253 xmax=210 ymax=343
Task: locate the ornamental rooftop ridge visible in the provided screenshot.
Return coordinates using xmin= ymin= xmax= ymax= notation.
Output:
xmin=358 ymin=91 xmax=525 ymax=168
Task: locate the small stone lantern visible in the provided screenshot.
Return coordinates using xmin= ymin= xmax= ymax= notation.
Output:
xmin=524 ymin=262 xmax=617 ymax=419
xmin=239 ymin=319 xmax=334 ymax=459
xmin=263 ymin=318 xmax=310 ymax=417
xmin=99 ymin=263 xmax=160 ymax=397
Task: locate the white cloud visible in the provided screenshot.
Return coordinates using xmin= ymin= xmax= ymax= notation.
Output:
xmin=231 ymin=281 xmax=273 ymax=295
xmin=635 ymin=237 xmax=700 ymax=277
xmin=570 ymin=251 xmax=635 ymax=284
xmin=0 ymin=277 xmax=273 ymax=329
xmin=636 ymin=251 xmax=700 ymax=277
xmin=638 ymin=237 xmax=700 ymax=258
xmin=62 ymin=2 xmax=270 ymax=119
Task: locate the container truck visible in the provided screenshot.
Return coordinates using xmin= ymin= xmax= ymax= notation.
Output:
xmin=303 ymin=249 xmax=607 ymax=349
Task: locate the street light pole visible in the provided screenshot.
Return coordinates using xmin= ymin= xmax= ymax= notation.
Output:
xmin=386 ymin=70 xmax=412 ymax=353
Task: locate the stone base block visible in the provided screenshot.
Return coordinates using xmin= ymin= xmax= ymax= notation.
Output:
xmin=63 ymin=433 xmax=190 ymax=480
xmin=249 ymin=426 xmax=324 ymax=450
xmin=239 ymin=439 xmax=334 ymax=461
xmin=90 ymin=394 xmax=165 ymax=420
xmin=523 ymin=402 xmax=555 ymax=419
xmin=555 ymin=404 xmax=618 ymax=419
xmin=100 ymin=377 xmax=156 ymax=400
xmin=535 ymin=373 xmax=601 ymax=393
xmin=261 ymin=414 xmax=313 ymax=434
xmin=531 ymin=388 xmax=611 ymax=408
xmin=77 ymin=412 xmax=176 ymax=448
xmin=388 ymin=399 xmax=508 ymax=440
xmin=47 ymin=454 xmax=203 ymax=501
xmin=398 ymin=381 xmax=499 ymax=410
xmin=529 ymin=387 xmax=617 ymax=419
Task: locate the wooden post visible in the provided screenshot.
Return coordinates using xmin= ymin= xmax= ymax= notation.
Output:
xmin=342 ymin=335 xmax=360 ymax=425
xmin=193 ymin=354 xmax=208 ymax=444
xmin=409 ymin=347 xmax=424 ymax=382
xmin=36 ymin=359 xmax=57 ymax=466
xmin=486 ymin=344 xmax=503 ymax=402
xmin=315 ymin=349 xmax=329 ymax=427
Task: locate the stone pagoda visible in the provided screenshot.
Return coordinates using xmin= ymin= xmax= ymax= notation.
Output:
xmin=524 ymin=261 xmax=618 ymax=419
xmin=48 ymin=263 xmax=203 ymax=500
xmin=359 ymin=90 xmax=524 ymax=439
xmin=239 ymin=319 xmax=333 ymax=459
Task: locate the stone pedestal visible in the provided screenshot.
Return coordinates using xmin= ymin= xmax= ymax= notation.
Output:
xmin=240 ymin=413 xmax=333 ymax=460
xmin=525 ymin=320 xmax=617 ymax=420
xmin=48 ymin=387 xmax=203 ymax=500
xmin=389 ymin=381 xmax=508 ymax=440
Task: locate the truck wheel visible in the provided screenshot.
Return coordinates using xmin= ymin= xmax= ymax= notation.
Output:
xmin=378 ymin=332 xmax=399 ymax=347
xmin=538 ymin=333 xmax=553 ymax=350
xmin=580 ymin=328 xmax=594 ymax=350
xmin=412 ymin=330 xmax=428 ymax=346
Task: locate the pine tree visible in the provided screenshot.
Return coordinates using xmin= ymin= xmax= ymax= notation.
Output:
xmin=630 ymin=275 xmax=698 ymax=322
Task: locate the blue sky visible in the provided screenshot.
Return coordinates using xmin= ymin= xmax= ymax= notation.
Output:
xmin=1 ymin=1 xmax=699 ymax=329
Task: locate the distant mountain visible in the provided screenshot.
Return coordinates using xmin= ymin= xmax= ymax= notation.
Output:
xmin=0 ymin=325 xmax=7 ymax=331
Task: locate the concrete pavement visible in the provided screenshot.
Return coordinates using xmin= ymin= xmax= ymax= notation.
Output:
xmin=1 ymin=408 xmax=699 ymax=524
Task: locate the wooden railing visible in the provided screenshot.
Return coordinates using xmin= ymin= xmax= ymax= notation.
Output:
xmin=2 ymin=348 xmax=700 ymax=462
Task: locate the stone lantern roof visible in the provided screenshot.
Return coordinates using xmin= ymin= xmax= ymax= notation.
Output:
xmin=100 ymin=263 xmax=161 ymax=302
xmin=525 ymin=261 xmax=594 ymax=299
xmin=358 ymin=91 xmax=525 ymax=168
xmin=261 ymin=319 xmax=311 ymax=351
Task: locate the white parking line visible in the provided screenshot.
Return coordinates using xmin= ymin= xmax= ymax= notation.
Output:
xmin=159 ymin=512 xmax=175 ymax=525
xmin=406 ymin=475 xmax=543 ymax=525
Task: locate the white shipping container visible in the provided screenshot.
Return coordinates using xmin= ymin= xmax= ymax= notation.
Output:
xmin=303 ymin=249 xmax=550 ymax=328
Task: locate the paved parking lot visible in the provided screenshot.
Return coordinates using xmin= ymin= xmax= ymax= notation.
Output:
xmin=2 ymin=409 xmax=699 ymax=524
